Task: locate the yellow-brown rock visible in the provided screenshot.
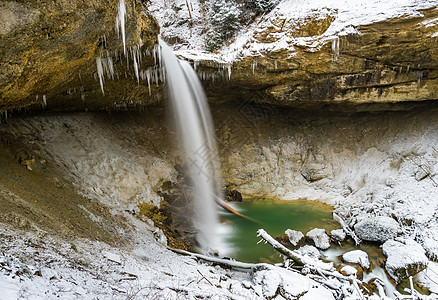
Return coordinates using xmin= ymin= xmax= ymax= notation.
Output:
xmin=199 ymin=8 xmax=438 ymax=109
xmin=0 ymin=0 xmax=159 ymax=112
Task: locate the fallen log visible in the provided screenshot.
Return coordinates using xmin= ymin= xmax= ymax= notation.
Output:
xmin=333 ymin=212 xmax=361 ymax=245
xmin=166 ymin=246 xmax=255 ymax=269
xmin=214 ymin=195 xmax=257 ymax=223
xmin=256 ymin=229 xmax=334 ymax=271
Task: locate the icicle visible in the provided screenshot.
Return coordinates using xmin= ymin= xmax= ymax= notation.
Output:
xmin=146 ymin=69 xmax=151 ymax=95
xmin=107 ymin=56 xmax=114 ymax=79
xmin=81 ymin=93 xmax=85 ymax=101
xmin=35 ymin=95 xmax=39 ymax=101
xmin=251 ymin=61 xmax=257 ymax=74
xmin=96 ymin=57 xmax=105 ymax=95
xmin=274 ymin=60 xmax=278 ymax=70
xmin=332 ymin=37 xmax=340 ymax=61
xmin=153 ymin=44 xmax=161 ymax=67
xmin=194 ymin=60 xmax=199 ymax=71
xmin=227 ymin=64 xmax=231 ymax=80
xmin=116 ymin=0 xmax=127 ymax=55
xmin=133 ymin=55 xmax=139 ymax=84
xmin=418 ymin=71 xmax=423 ymax=86
xmin=42 ymin=95 xmax=47 ymax=109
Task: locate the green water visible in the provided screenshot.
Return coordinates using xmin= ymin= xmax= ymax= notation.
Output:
xmin=221 ymin=199 xmax=339 ymax=263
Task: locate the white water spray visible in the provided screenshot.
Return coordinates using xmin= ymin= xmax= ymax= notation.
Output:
xmin=159 ymin=39 xmax=222 ymax=252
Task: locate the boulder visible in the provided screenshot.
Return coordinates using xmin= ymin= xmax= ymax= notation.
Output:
xmin=251 ymin=264 xmax=334 ymax=299
xmin=331 ymin=229 xmax=346 ymax=242
xmin=382 ymin=238 xmax=429 ymax=282
xmin=340 ymin=265 xmax=358 ymax=276
xmin=296 ymin=245 xmax=321 ymax=260
xmin=284 ymin=229 xmax=304 ymax=247
xmin=354 ymin=216 xmax=400 ymax=243
xmin=342 ymin=250 xmax=370 ymax=269
xmin=306 ymin=228 xmax=330 ymax=250
xmin=301 ymin=163 xmax=328 ymax=182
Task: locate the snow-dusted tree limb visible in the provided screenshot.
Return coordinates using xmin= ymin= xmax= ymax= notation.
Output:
xmin=166 ymin=246 xmax=255 ymax=269
xmin=308 ymin=266 xmax=350 ymax=282
xmin=256 ymin=229 xmax=334 ymax=271
xmin=333 ymin=212 xmax=361 ymax=245
xmin=375 ymin=279 xmax=387 ymax=299
xmin=352 ymin=278 xmax=365 ymax=300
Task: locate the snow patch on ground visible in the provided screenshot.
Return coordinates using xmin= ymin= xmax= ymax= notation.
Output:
xmin=0 ymin=223 xmax=259 ymax=299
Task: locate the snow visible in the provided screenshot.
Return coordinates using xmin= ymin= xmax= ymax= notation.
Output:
xmin=331 ymin=229 xmax=346 ymax=242
xmin=102 ymin=251 xmax=122 ymax=264
xmin=284 ymin=229 xmax=304 ymax=246
xmin=418 ymin=262 xmax=438 ymax=294
xmin=0 ymin=280 xmax=19 ymax=300
xmin=0 ymin=224 xmax=260 ymax=299
xmin=252 ymin=264 xmax=333 ymax=298
xmin=300 ymin=286 xmax=335 ymax=300
xmin=353 ymin=216 xmax=401 ymax=243
xmin=306 ymin=228 xmax=330 ymax=250
xmin=382 ymin=238 xmax=429 ymax=282
xmin=341 ymin=265 xmax=358 ymax=276
xmin=296 ymin=245 xmax=321 ymax=260
xmin=342 ymin=250 xmax=370 ymax=269
xmin=149 ymin=0 xmax=437 ymax=63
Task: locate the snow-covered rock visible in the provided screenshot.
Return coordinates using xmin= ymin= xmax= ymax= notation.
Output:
xmin=354 ymin=216 xmax=400 ymax=243
xmin=251 ymin=264 xmax=333 ymax=299
xmin=306 ymin=228 xmax=330 ymax=250
xmin=300 ymin=286 xmax=335 ymax=300
xmin=331 ymin=229 xmax=346 ymax=242
xmin=340 ymin=265 xmax=358 ymax=276
xmin=382 ymin=238 xmax=429 ymax=282
xmin=285 ymin=229 xmax=304 ymax=246
xmin=342 ymin=250 xmax=370 ymax=269
xmin=296 ymin=245 xmax=321 ymax=260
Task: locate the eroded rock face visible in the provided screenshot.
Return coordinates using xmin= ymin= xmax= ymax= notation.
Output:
xmin=198 ymin=8 xmax=438 ymax=109
xmin=0 ymin=0 xmax=160 ymax=112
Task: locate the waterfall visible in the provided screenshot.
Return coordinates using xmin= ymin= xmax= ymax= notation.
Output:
xmin=159 ymin=39 xmax=223 ymax=252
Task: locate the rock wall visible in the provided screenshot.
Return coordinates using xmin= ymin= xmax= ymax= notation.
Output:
xmin=198 ymin=8 xmax=438 ymax=108
xmin=0 ymin=0 xmax=160 ymax=112
xmin=2 ymin=103 xmax=438 ymax=257
xmin=212 ymin=101 xmax=438 ymax=258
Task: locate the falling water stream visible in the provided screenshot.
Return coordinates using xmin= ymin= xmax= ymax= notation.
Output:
xmin=159 ymin=39 xmax=223 ymax=252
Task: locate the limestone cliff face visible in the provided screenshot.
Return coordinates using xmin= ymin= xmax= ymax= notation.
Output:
xmin=199 ymin=8 xmax=438 ymax=108
xmin=1 ymin=1 xmax=437 ymax=112
xmin=0 ymin=0 xmax=159 ymax=112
